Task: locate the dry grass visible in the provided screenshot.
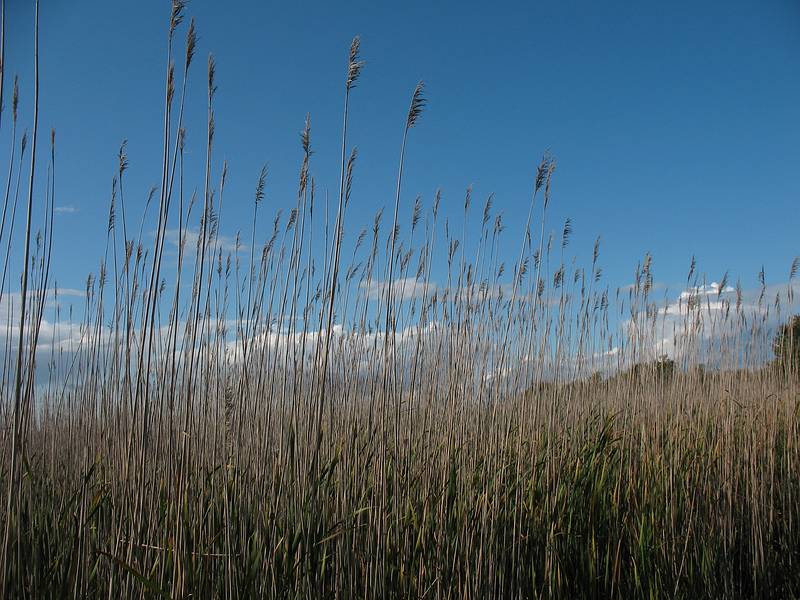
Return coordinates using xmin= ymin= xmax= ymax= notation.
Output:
xmin=0 ymin=3 xmax=799 ymax=598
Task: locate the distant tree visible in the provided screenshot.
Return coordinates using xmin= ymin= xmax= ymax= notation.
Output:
xmin=774 ymin=315 xmax=800 ymax=373
xmin=654 ymin=355 xmax=675 ymax=381
xmin=620 ymin=355 xmax=675 ymax=383
xmin=692 ymin=363 xmax=709 ymax=386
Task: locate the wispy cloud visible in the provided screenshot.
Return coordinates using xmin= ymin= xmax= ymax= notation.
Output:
xmin=620 ymin=280 xmax=797 ymax=363
xmin=359 ymin=277 xmax=433 ymax=301
xmin=678 ymin=282 xmax=735 ymax=300
xmin=618 ymin=281 xmax=667 ymax=293
xmin=359 ymin=278 xmax=516 ymax=303
xmin=0 ymin=287 xmax=91 ymax=356
xmin=163 ymin=228 xmax=246 ymax=255
xmin=54 ymin=205 xmax=77 ymax=214
xmin=224 ymin=320 xmax=449 ymax=377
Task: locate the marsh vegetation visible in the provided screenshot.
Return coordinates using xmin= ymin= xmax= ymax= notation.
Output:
xmin=0 ymin=2 xmax=798 ymax=598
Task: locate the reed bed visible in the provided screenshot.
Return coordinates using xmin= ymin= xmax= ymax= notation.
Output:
xmin=0 ymin=3 xmax=798 ymax=598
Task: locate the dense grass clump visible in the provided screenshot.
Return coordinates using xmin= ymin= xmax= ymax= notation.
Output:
xmin=1 ymin=2 xmax=799 ymax=598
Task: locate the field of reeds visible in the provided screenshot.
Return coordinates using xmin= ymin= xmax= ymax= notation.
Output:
xmin=1 ymin=2 xmax=799 ymax=598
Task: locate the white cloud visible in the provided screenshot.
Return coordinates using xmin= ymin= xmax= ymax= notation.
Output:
xmin=0 ymin=287 xmax=92 ymax=354
xmin=595 ymin=346 xmax=620 ymax=359
xmin=358 ymin=278 xmax=515 ymax=304
xmin=54 ymin=205 xmax=77 ymax=214
xmin=678 ymin=281 xmax=734 ymax=300
xmin=359 ymin=277 xmax=434 ymax=301
xmin=619 ymin=281 xmax=666 ymax=293
xmin=163 ymin=228 xmax=245 ymax=255
xmin=619 ymin=280 xmax=797 ymax=364
xmin=224 ymin=320 xmax=450 ymax=379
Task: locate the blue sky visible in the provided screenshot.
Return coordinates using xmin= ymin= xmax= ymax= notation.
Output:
xmin=2 ymin=0 xmax=799 ymax=307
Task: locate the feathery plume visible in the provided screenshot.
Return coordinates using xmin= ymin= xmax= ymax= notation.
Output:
xmin=169 ymin=0 xmax=187 ymax=37
xmin=494 ymin=213 xmax=504 ymax=236
xmin=108 ymin=178 xmax=117 ymax=233
xmin=592 ymin=236 xmax=601 ymax=266
xmin=118 ymin=140 xmax=129 ymax=175
xmin=167 ymin=62 xmax=175 ymax=106
xmin=535 ymin=152 xmax=552 ymax=194
xmin=735 ymin=279 xmax=743 ymax=312
xmin=255 ymin=164 xmax=268 ymax=205
xmin=345 ymin=147 xmax=357 ymax=206
xmin=346 ymin=36 xmax=364 ymax=90
xmin=544 ymin=160 xmax=556 ymax=209
xmin=482 ymin=194 xmax=494 ymax=227
xmin=561 ymin=217 xmax=572 ymax=249
xmin=12 ymin=76 xmax=18 ymax=123
xmin=406 ymin=81 xmax=426 ymax=129
xmin=208 ymin=54 xmax=217 ymax=98
xmin=718 ymin=271 xmax=729 ymax=298
xmin=185 ymin=18 xmax=197 ymax=70
xmin=301 ymin=113 xmax=312 ymax=157
xmin=412 ymin=196 xmax=422 ymax=232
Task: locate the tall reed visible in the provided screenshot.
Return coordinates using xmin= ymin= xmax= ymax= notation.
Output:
xmin=0 ymin=4 xmax=798 ymax=599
